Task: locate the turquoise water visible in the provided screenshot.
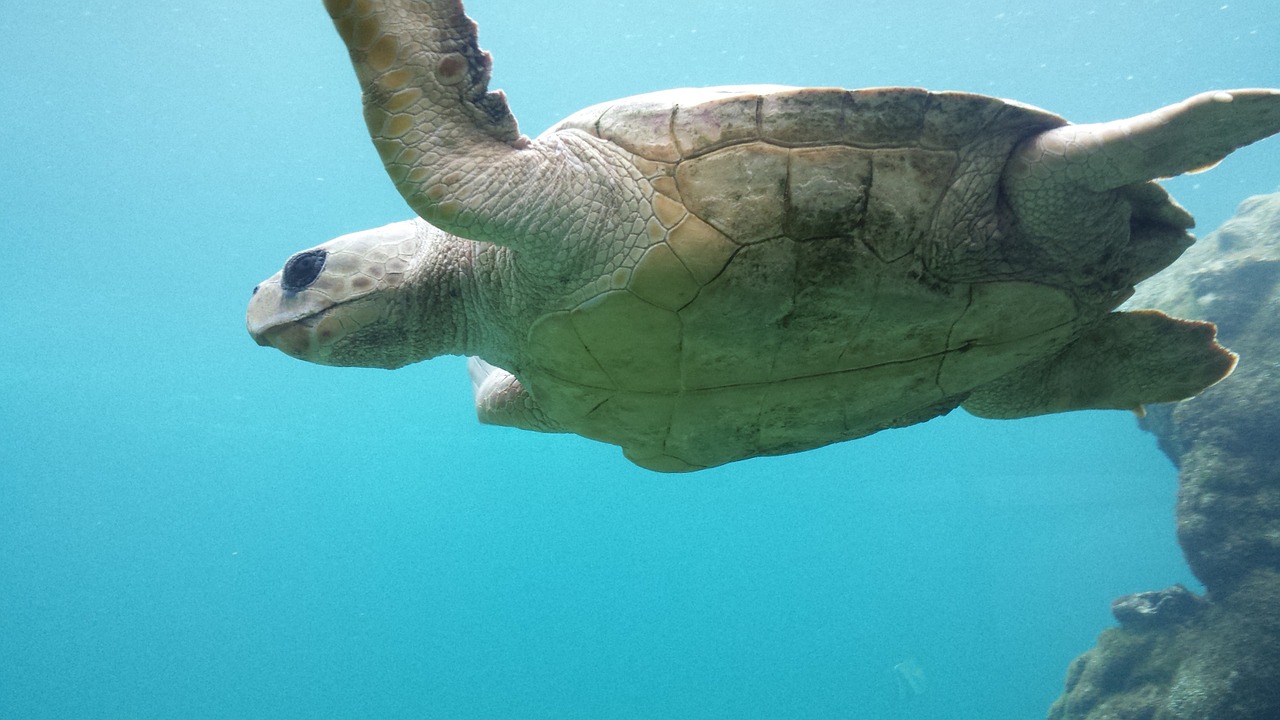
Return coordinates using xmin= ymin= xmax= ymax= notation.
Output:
xmin=2 ymin=1 xmax=1278 ymax=718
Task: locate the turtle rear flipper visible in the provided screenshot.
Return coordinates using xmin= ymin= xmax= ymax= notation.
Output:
xmin=1001 ymin=90 xmax=1280 ymax=259
xmin=961 ymin=310 xmax=1236 ymax=419
xmin=1010 ymin=89 xmax=1280 ymax=195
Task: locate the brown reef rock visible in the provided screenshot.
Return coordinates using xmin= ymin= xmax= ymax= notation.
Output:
xmin=1048 ymin=192 xmax=1280 ymax=720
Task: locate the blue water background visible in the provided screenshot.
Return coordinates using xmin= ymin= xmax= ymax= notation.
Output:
xmin=2 ymin=1 xmax=1278 ymax=718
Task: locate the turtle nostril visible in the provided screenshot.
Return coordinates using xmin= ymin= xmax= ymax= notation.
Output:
xmin=282 ymin=249 xmax=327 ymax=292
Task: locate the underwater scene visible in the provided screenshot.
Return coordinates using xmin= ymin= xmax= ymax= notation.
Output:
xmin=3 ymin=1 xmax=1279 ymax=718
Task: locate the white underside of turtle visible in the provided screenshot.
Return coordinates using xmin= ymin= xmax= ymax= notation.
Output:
xmin=248 ymin=0 xmax=1280 ymax=472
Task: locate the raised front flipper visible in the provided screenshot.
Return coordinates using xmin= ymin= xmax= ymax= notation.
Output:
xmin=324 ymin=0 xmax=635 ymax=252
xmin=961 ymin=310 xmax=1237 ymax=419
xmin=468 ymin=357 xmax=564 ymax=433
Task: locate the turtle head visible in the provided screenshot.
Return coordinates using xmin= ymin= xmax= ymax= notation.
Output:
xmin=247 ymin=219 xmax=455 ymax=369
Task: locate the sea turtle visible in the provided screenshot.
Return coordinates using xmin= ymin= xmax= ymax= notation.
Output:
xmin=247 ymin=0 xmax=1280 ymax=472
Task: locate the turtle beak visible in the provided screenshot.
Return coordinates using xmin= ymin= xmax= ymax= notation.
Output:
xmin=250 ymin=320 xmax=322 ymax=358
xmin=245 ymin=277 xmax=322 ymax=357
xmin=248 ymin=290 xmax=274 ymax=347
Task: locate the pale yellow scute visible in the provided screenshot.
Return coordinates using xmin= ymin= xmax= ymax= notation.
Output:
xmin=628 ymin=243 xmax=701 ymax=311
xmin=665 ymin=214 xmax=738 ymax=285
xmin=652 ymin=193 xmax=687 ymax=228
xmin=650 ymin=175 xmax=680 ymax=201
xmin=644 ymin=218 xmax=665 ymax=245
xmin=526 ymin=311 xmax=615 ymax=389
xmin=570 ymin=291 xmax=682 ymax=393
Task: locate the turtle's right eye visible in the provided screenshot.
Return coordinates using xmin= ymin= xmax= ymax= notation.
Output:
xmin=281 ymin=249 xmax=327 ymax=292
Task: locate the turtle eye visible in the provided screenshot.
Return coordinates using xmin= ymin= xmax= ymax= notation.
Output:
xmin=281 ymin=249 xmax=327 ymax=292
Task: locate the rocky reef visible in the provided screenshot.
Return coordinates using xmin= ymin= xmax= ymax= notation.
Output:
xmin=1048 ymin=192 xmax=1280 ymax=720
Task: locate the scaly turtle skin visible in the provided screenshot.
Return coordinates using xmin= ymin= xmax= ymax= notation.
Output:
xmin=248 ymin=0 xmax=1280 ymax=472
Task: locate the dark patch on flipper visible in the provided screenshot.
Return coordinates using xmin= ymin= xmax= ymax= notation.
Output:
xmin=962 ymin=310 xmax=1236 ymax=419
xmin=326 ymin=0 xmax=522 ymax=145
xmin=438 ymin=4 xmax=522 ymax=142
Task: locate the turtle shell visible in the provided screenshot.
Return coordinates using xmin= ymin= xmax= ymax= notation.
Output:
xmin=517 ymin=86 xmax=1179 ymax=471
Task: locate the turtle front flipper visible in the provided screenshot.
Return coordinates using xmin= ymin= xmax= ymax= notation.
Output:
xmin=961 ymin=310 xmax=1236 ymax=420
xmin=325 ymin=0 xmax=623 ymax=250
xmin=468 ymin=357 xmax=565 ymax=433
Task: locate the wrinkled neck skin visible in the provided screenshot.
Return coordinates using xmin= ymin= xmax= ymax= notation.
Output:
xmin=404 ymin=219 xmax=515 ymax=369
